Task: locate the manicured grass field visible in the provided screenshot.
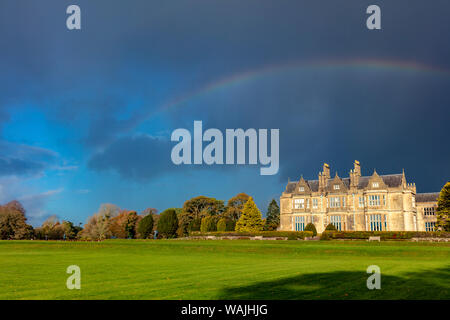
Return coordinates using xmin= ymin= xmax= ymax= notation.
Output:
xmin=0 ymin=240 xmax=449 ymax=300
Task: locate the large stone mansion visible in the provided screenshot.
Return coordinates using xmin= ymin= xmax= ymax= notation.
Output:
xmin=280 ymin=161 xmax=439 ymax=233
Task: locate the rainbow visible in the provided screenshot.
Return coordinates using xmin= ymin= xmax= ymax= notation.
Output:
xmin=139 ymin=58 xmax=450 ymax=126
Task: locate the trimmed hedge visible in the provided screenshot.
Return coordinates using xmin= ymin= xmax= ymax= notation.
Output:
xmin=320 ymin=231 xmax=450 ymax=240
xmin=304 ymin=223 xmax=317 ymax=237
xmin=190 ymin=231 xmax=313 ymax=240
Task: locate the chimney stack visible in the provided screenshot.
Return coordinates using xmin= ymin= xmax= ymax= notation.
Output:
xmin=353 ymin=160 xmax=361 ymax=176
xmin=350 ymin=160 xmax=361 ymax=188
xmin=319 ymin=163 xmax=330 ymax=192
xmin=323 ymin=163 xmax=330 ymax=179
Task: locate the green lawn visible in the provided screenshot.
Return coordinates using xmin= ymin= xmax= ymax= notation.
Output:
xmin=0 ymin=240 xmax=449 ymax=300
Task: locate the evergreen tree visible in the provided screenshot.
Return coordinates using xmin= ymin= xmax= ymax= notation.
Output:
xmin=137 ymin=214 xmax=154 ymax=239
xmin=436 ymin=182 xmax=450 ymax=231
xmin=264 ymin=199 xmax=280 ymax=231
xmin=158 ymin=209 xmax=179 ymax=238
xmin=235 ymin=197 xmax=264 ymax=232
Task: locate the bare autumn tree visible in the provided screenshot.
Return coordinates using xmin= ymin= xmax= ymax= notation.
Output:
xmin=109 ymin=210 xmax=141 ymax=239
xmin=3 ymin=200 xmax=26 ymax=215
xmin=0 ymin=201 xmax=33 ymax=240
xmin=79 ymin=204 xmax=120 ymax=240
xmin=142 ymin=208 xmax=158 ymax=216
xmin=34 ymin=215 xmax=80 ymax=240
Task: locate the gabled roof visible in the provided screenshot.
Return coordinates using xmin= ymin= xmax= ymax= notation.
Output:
xmin=416 ymin=193 xmax=439 ymax=202
xmin=285 ymin=174 xmax=404 ymax=193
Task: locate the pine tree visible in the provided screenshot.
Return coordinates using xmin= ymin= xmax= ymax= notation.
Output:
xmin=264 ymin=199 xmax=280 ymax=231
xmin=235 ymin=197 xmax=264 ymax=232
xmin=436 ymin=182 xmax=450 ymax=231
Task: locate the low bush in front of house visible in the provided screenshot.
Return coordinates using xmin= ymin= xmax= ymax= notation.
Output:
xmin=190 ymin=231 xmax=313 ymax=240
xmin=320 ymin=231 xmax=450 ymax=240
xmin=304 ymin=223 xmax=318 ymax=237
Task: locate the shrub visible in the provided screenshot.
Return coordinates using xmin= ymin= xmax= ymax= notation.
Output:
xmin=157 ymin=209 xmax=179 ymax=238
xmin=320 ymin=231 xmax=450 ymax=240
xmin=217 ymin=218 xmax=235 ymax=232
xmin=304 ymin=223 xmax=317 ymax=237
xmin=190 ymin=231 xmax=313 ymax=240
xmin=320 ymin=232 xmax=331 ymax=240
xmin=137 ymin=214 xmax=154 ymax=239
xmin=217 ymin=218 xmax=227 ymax=232
xmin=200 ymin=216 xmax=217 ymax=232
xmin=325 ymin=223 xmax=337 ymax=231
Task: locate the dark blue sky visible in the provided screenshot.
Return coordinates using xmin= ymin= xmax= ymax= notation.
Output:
xmin=1 ymin=0 xmax=449 ymax=226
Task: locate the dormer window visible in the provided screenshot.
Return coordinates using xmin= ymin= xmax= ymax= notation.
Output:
xmin=299 ymin=187 xmax=304 ymax=192
xmin=372 ymin=182 xmax=379 ymax=188
xmin=333 ymin=185 xmax=340 ymax=190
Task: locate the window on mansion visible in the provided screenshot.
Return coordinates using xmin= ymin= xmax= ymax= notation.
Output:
xmin=368 ymin=195 xmax=381 ymax=206
xmin=299 ymin=186 xmax=304 ymax=192
xmin=330 ymin=216 xmax=342 ymax=230
xmin=425 ymin=222 xmax=436 ymax=232
xmin=359 ymin=196 xmax=364 ymax=208
xmin=372 ymin=182 xmax=379 ymax=188
xmin=369 ymin=214 xmax=384 ymax=231
xmin=294 ymin=216 xmax=305 ymax=231
xmin=333 ymin=184 xmax=340 ymax=190
xmin=329 ymin=197 xmax=340 ymax=208
xmin=293 ymin=198 xmax=304 ymax=209
xmin=312 ymin=198 xmax=318 ymax=209
xmin=424 ymin=207 xmax=436 ymax=216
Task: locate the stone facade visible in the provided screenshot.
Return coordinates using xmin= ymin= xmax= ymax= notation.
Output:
xmin=279 ymin=161 xmax=438 ymax=233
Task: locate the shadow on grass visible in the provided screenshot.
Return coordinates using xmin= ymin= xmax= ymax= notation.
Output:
xmin=217 ymin=266 xmax=450 ymax=300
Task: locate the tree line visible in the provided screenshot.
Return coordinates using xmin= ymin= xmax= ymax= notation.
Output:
xmin=0 ymin=193 xmax=280 ymax=240
xmin=78 ymin=193 xmax=281 ymax=240
xmin=1 ymin=181 xmax=449 ymax=240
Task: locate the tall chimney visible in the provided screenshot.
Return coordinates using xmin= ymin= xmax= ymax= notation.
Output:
xmin=323 ymin=163 xmax=330 ymax=179
xmin=350 ymin=160 xmax=361 ymax=188
xmin=354 ymin=160 xmax=361 ymax=176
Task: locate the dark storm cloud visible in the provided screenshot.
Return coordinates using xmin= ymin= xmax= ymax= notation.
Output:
xmin=0 ymin=141 xmax=58 ymax=176
xmin=88 ymin=135 xmax=174 ymax=181
xmin=1 ymin=0 xmax=450 ymax=194
xmin=151 ymin=65 xmax=450 ymax=192
xmin=54 ymin=96 xmax=149 ymax=149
